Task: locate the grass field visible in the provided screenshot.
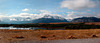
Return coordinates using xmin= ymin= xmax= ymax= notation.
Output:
xmin=0 ymin=29 xmax=100 ymax=41
xmin=0 ymin=22 xmax=100 ymax=42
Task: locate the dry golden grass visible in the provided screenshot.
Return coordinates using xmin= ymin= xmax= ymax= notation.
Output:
xmin=0 ymin=29 xmax=100 ymax=41
xmin=85 ymin=22 xmax=100 ymax=25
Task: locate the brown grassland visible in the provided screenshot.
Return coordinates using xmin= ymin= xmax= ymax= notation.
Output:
xmin=0 ymin=29 xmax=100 ymax=41
xmin=0 ymin=22 xmax=100 ymax=42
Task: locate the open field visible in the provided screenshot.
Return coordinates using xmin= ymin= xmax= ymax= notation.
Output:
xmin=0 ymin=22 xmax=100 ymax=43
xmin=0 ymin=29 xmax=100 ymax=43
xmin=85 ymin=22 xmax=100 ymax=25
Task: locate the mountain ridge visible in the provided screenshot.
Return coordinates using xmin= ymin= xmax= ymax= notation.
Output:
xmin=32 ymin=15 xmax=68 ymax=23
xmin=0 ymin=16 xmax=100 ymax=24
xmin=71 ymin=17 xmax=100 ymax=22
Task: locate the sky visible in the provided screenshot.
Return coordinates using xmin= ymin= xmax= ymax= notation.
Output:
xmin=0 ymin=0 xmax=100 ymax=21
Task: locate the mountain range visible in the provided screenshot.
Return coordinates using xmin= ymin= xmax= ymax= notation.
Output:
xmin=32 ymin=15 xmax=68 ymax=23
xmin=0 ymin=21 xmax=7 ymax=24
xmin=0 ymin=15 xmax=100 ymax=24
xmin=71 ymin=17 xmax=100 ymax=22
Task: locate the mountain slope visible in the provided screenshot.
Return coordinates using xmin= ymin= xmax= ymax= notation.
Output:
xmin=9 ymin=21 xmax=32 ymax=24
xmin=32 ymin=15 xmax=68 ymax=23
xmin=0 ymin=21 xmax=8 ymax=24
xmin=71 ymin=17 xmax=100 ymax=22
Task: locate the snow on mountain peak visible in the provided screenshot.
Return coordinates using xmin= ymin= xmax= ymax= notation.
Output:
xmin=0 ymin=14 xmax=67 ymax=23
xmin=42 ymin=15 xmax=66 ymax=20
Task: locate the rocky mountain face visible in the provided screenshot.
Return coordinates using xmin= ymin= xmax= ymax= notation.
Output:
xmin=32 ymin=15 xmax=68 ymax=23
xmin=1 ymin=15 xmax=100 ymax=24
xmin=71 ymin=17 xmax=100 ymax=22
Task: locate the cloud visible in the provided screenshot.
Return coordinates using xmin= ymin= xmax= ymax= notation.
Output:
xmin=60 ymin=0 xmax=100 ymax=19
xmin=40 ymin=10 xmax=51 ymax=14
xmin=65 ymin=11 xmax=100 ymax=19
xmin=65 ymin=11 xmax=80 ymax=19
xmin=39 ymin=10 xmax=63 ymax=17
xmin=0 ymin=13 xmax=39 ymax=21
xmin=22 ymin=8 xmax=29 ymax=11
xmin=0 ymin=10 xmax=63 ymax=21
xmin=60 ymin=0 xmax=97 ymax=10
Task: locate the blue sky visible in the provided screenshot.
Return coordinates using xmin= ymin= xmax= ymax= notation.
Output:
xmin=0 ymin=0 xmax=100 ymax=20
xmin=0 ymin=0 xmax=63 ymax=15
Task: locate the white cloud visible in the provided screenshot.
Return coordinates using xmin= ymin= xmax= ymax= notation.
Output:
xmin=39 ymin=10 xmax=63 ymax=17
xmin=0 ymin=10 xmax=63 ymax=21
xmin=60 ymin=0 xmax=100 ymax=19
xmin=65 ymin=11 xmax=100 ymax=19
xmin=97 ymin=14 xmax=100 ymax=17
xmin=65 ymin=11 xmax=80 ymax=19
xmin=40 ymin=10 xmax=51 ymax=14
xmin=22 ymin=8 xmax=29 ymax=11
xmin=61 ymin=0 xmax=97 ymax=10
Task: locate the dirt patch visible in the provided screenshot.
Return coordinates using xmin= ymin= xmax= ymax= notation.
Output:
xmin=12 ymin=36 xmax=25 ymax=39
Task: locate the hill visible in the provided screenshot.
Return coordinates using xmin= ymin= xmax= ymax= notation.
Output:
xmin=71 ymin=17 xmax=100 ymax=22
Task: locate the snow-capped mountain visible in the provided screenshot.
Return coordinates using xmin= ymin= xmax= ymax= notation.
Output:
xmin=1 ymin=15 xmax=100 ymax=24
xmin=43 ymin=15 xmax=66 ymax=20
xmin=32 ymin=15 xmax=68 ymax=23
xmin=0 ymin=15 xmax=68 ymax=24
xmin=0 ymin=17 xmax=32 ymax=24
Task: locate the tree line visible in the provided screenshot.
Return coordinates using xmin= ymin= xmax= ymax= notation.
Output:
xmin=0 ymin=23 xmax=100 ymax=30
